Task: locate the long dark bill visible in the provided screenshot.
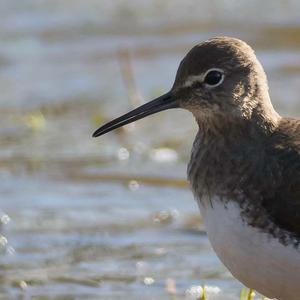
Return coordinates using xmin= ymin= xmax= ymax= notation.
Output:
xmin=92 ymin=91 xmax=178 ymax=137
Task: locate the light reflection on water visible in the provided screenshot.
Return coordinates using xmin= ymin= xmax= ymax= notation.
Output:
xmin=0 ymin=1 xmax=300 ymax=299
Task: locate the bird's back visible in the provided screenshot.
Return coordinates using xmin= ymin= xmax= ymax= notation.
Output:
xmin=263 ymin=117 xmax=300 ymax=242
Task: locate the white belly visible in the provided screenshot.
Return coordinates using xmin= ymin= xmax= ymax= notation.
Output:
xmin=198 ymin=199 xmax=300 ymax=300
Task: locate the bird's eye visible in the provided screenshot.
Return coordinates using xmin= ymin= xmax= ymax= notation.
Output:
xmin=203 ymin=69 xmax=224 ymax=87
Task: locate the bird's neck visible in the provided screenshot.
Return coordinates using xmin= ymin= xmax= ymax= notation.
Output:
xmin=239 ymin=58 xmax=281 ymax=130
xmin=246 ymin=86 xmax=281 ymax=133
xmin=195 ymin=110 xmax=276 ymax=142
xmin=194 ymin=89 xmax=281 ymax=141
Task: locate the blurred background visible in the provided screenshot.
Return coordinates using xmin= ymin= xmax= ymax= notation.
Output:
xmin=0 ymin=1 xmax=300 ymax=299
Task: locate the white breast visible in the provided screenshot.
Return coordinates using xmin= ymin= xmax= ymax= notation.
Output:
xmin=198 ymin=199 xmax=300 ymax=300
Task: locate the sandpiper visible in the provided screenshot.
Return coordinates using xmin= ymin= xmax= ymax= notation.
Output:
xmin=93 ymin=37 xmax=300 ymax=300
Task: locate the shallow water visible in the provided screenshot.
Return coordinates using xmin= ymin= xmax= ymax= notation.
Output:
xmin=0 ymin=1 xmax=300 ymax=299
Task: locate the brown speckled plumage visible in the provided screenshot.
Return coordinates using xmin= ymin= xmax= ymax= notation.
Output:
xmin=188 ymin=116 xmax=300 ymax=247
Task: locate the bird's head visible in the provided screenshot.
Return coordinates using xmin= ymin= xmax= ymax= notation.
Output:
xmin=93 ymin=37 xmax=279 ymax=138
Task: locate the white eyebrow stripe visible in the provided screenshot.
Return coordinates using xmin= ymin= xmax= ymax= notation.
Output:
xmin=182 ymin=74 xmax=204 ymax=88
xmin=181 ymin=68 xmax=225 ymax=89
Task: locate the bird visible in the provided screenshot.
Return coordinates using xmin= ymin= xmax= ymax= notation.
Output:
xmin=93 ymin=37 xmax=300 ymax=300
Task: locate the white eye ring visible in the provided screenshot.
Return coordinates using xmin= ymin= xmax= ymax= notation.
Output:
xmin=203 ymin=68 xmax=225 ymax=87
